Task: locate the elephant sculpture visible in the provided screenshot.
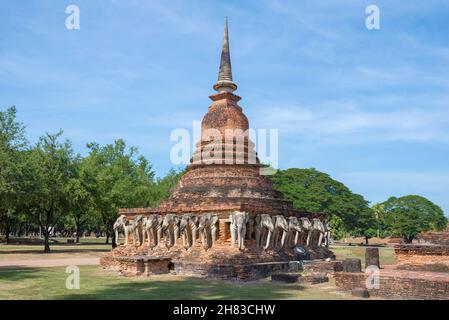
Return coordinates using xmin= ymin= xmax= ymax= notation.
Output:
xmin=198 ymin=213 xmax=219 ymax=250
xmin=254 ymin=214 xmax=274 ymax=249
xmin=272 ymin=215 xmax=289 ymax=249
xmin=142 ymin=214 xmax=161 ymax=248
xmin=311 ymin=218 xmax=326 ymax=248
xmin=113 ymin=215 xmax=134 ymax=246
xmin=161 ymin=214 xmax=180 ymax=249
xmin=229 ymin=211 xmax=249 ymax=250
xmin=323 ymin=219 xmax=331 ymax=247
xmin=132 ymin=215 xmax=145 ymax=246
xmin=287 ymin=216 xmax=302 ymax=247
xmin=299 ymin=217 xmax=313 ymax=246
xmin=179 ymin=213 xmax=198 ymax=249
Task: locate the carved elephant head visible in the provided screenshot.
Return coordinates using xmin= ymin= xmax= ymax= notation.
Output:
xmin=179 ymin=214 xmax=190 ymax=232
xmin=162 ymin=214 xmax=176 ymax=232
xmin=198 ymin=213 xmax=213 ymax=232
xmin=114 ymin=215 xmax=128 ymax=228
xmin=230 ymin=211 xmax=249 ymax=232
xmin=274 ymin=215 xmax=289 ymax=231
xmin=299 ymin=217 xmax=312 ymax=230
xmin=288 ymin=216 xmax=302 ymax=232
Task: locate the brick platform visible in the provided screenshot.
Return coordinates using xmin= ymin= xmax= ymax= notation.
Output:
xmin=334 ymin=266 xmax=449 ymax=300
xmin=101 ymin=237 xmax=334 ymax=280
xmin=174 ymin=261 xmax=302 ymax=281
xmin=100 ymin=255 xmax=171 ymax=276
xmin=302 ymin=260 xmax=343 ymax=275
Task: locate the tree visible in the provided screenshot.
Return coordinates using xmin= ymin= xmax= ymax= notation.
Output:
xmin=270 ymin=168 xmax=376 ymax=237
xmin=67 ymin=156 xmax=92 ymax=243
xmin=27 ymin=132 xmax=75 ymax=252
xmin=0 ymin=106 xmax=29 ymax=243
xmin=376 ymin=195 xmax=447 ymax=243
xmin=82 ymin=140 xmax=155 ymax=247
xmin=151 ymin=168 xmax=184 ymax=206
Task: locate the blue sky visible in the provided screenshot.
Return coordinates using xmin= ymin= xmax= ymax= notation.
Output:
xmin=1 ymin=0 xmax=449 ymax=214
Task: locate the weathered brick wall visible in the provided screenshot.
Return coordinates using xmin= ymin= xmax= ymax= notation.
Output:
xmin=334 ymin=271 xmax=449 ymax=300
xmin=100 ymin=256 xmax=145 ymax=276
xmin=302 ymin=260 xmax=343 ymax=275
xmin=395 ymin=244 xmax=449 ymax=271
xmin=100 ymin=256 xmax=171 ymax=276
xmin=174 ymin=261 xmax=302 ymax=281
xmin=418 ymin=225 xmax=449 ymax=245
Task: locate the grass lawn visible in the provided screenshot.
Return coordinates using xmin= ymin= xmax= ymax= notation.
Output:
xmin=0 ymin=241 xmax=394 ymax=299
xmin=0 ymin=238 xmax=110 ymax=261
xmin=330 ymin=245 xmax=397 ymax=266
xmin=0 ymin=265 xmax=356 ymax=300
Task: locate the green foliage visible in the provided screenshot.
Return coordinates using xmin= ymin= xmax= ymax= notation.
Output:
xmin=375 ymin=195 xmax=447 ymax=243
xmin=270 ymin=168 xmax=376 ymax=235
xmin=151 ymin=168 xmax=184 ymax=206
xmin=82 ymin=140 xmax=156 ymax=246
xmin=27 ymin=132 xmax=76 ymax=252
xmin=328 ymin=216 xmax=347 ymax=241
xmin=0 ymin=106 xmax=29 ymax=243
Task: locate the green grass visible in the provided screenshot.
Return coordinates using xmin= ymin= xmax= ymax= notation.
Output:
xmin=0 ymin=266 xmax=355 ymax=300
xmin=0 ymin=238 xmax=110 ymax=262
xmin=330 ymin=245 xmax=397 ymax=266
xmin=0 ymin=237 xmax=110 ymax=254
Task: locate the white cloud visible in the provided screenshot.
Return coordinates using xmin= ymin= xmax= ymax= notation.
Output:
xmin=253 ymin=99 xmax=449 ymax=144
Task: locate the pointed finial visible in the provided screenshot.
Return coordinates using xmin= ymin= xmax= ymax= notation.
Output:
xmin=213 ymin=17 xmax=238 ymax=93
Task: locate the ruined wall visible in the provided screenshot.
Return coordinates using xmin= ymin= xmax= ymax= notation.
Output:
xmin=173 ymin=261 xmax=302 ymax=281
xmin=100 ymin=255 xmax=171 ymax=276
xmin=334 ymin=271 xmax=449 ymax=300
xmin=395 ymin=244 xmax=449 ymax=272
xmin=418 ymin=224 xmax=449 ymax=245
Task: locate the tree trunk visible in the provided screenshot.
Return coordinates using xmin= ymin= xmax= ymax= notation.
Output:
xmin=43 ymin=231 xmax=51 ymax=253
xmin=112 ymin=232 xmax=117 ymax=249
xmin=105 ymin=231 xmax=110 ymax=244
xmin=365 ymin=236 xmax=369 ymax=245
xmin=75 ymin=224 xmax=81 ymax=244
xmin=5 ymin=231 xmax=10 ymax=244
xmin=403 ymin=235 xmax=414 ymax=244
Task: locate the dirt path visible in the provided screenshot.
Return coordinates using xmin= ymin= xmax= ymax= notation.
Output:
xmin=0 ymin=257 xmax=99 ymax=268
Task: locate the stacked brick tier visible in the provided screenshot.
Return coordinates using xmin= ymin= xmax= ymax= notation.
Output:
xmin=108 ymin=91 xmax=330 ymax=277
xmin=120 ymin=92 xmax=323 ymax=219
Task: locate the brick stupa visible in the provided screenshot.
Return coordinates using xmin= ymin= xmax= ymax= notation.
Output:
xmin=120 ymin=18 xmax=313 ymax=220
xmin=102 ymin=18 xmax=332 ymax=279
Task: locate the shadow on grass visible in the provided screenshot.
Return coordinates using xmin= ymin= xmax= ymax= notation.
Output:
xmin=0 ymin=237 xmax=108 ymax=246
xmin=0 ymin=267 xmax=44 ymax=281
xmin=61 ymin=277 xmax=303 ymax=300
xmin=0 ymin=248 xmax=109 ymax=255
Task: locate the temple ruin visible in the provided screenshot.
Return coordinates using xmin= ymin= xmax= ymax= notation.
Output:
xmin=100 ymin=18 xmax=333 ymax=280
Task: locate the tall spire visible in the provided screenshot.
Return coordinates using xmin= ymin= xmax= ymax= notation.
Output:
xmin=213 ymin=17 xmax=238 ymax=93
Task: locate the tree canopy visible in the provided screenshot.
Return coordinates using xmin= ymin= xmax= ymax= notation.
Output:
xmin=374 ymin=195 xmax=447 ymax=243
xmin=0 ymin=106 xmax=29 ymax=243
xmin=270 ymin=168 xmax=376 ymax=240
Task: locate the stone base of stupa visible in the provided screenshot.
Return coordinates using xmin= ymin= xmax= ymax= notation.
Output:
xmin=100 ymin=237 xmax=335 ymax=280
